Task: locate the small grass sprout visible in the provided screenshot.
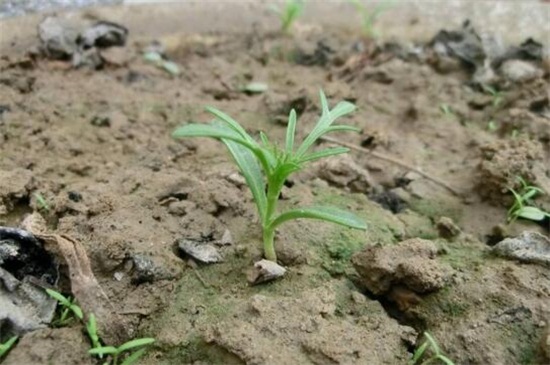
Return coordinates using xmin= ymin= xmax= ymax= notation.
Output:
xmin=173 ymin=90 xmax=367 ymax=262
xmin=46 ymin=288 xmax=84 ymax=326
xmin=86 ymin=314 xmax=103 ymax=357
xmin=481 ymin=84 xmax=504 ymax=107
xmin=410 ymin=332 xmax=455 ymax=365
xmin=34 ymin=192 xmax=50 ymax=212
xmin=0 ymin=336 xmax=18 ymax=359
xmin=508 ymin=177 xmax=550 ymax=223
xmin=439 ymin=103 xmax=453 ymax=117
xmin=350 ymin=0 xmax=393 ymax=38
xmin=270 ymin=0 xmax=305 ymax=34
xmin=89 ymin=337 xmax=155 ymax=365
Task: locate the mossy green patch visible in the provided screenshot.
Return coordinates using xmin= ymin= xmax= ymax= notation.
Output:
xmin=409 ymin=196 xmax=463 ymax=223
xmin=311 ymin=188 xmax=403 ymax=276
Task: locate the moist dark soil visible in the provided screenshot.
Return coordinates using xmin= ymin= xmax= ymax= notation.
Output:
xmin=1 ymin=5 xmax=549 ymax=365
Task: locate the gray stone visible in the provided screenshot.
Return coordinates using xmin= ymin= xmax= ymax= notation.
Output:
xmin=492 ymin=231 xmax=550 ymax=267
xmin=178 ymin=239 xmax=223 ymax=264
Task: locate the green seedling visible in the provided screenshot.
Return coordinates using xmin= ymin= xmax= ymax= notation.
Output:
xmin=34 ymin=192 xmax=50 ymax=212
xmin=508 ymin=177 xmax=550 ymax=223
xmin=487 ymin=120 xmax=497 ymax=132
xmin=173 ymin=90 xmax=367 ymax=262
xmin=89 ymin=338 xmax=155 ymax=365
xmin=46 ymin=289 xmax=83 ymax=326
xmin=270 ymin=0 xmax=305 ymax=34
xmin=410 ymin=332 xmax=455 ymax=365
xmin=481 ymin=84 xmax=504 ymax=107
xmin=0 ymin=336 xmax=18 ymax=359
xmin=86 ymin=314 xmax=103 ymax=357
xmin=439 ymin=104 xmax=453 ymax=117
xmin=350 ymin=0 xmax=393 ymax=38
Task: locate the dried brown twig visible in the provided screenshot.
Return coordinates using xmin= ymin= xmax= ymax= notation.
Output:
xmin=320 ymin=136 xmax=462 ymax=197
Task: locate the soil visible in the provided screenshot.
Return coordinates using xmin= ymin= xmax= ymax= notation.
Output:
xmin=1 ymin=3 xmax=550 ymax=365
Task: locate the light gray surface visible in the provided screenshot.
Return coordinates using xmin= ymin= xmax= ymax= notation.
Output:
xmin=0 ymin=1 xmax=548 ymax=52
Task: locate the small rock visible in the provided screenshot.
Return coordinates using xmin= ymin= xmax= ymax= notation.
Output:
xmin=436 ymin=216 xmax=461 ymax=239
xmin=131 ymin=254 xmax=177 ymax=284
xmin=113 ymin=272 xmax=124 ymax=281
xmin=246 ymin=259 xmax=286 ymax=285
xmin=500 ymin=60 xmax=543 ymax=83
xmin=492 ymin=231 xmax=550 ymax=267
xmin=90 ymin=115 xmax=110 ymax=127
xmin=178 ymin=239 xmax=223 ymax=264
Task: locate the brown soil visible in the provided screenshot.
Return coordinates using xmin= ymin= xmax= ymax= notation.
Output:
xmin=1 ymin=4 xmax=549 ymax=365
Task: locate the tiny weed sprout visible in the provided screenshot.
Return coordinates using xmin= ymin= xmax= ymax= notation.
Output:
xmin=487 ymin=120 xmax=497 ymax=132
xmin=89 ymin=338 xmax=155 ymax=365
xmin=34 ymin=192 xmax=50 ymax=212
xmin=86 ymin=314 xmax=103 ymax=357
xmin=410 ymin=332 xmax=455 ymax=365
xmin=0 ymin=336 xmax=18 ymax=359
xmin=270 ymin=0 xmax=305 ymax=34
xmin=439 ymin=103 xmax=453 ymax=117
xmin=481 ymin=84 xmax=504 ymax=107
xmin=46 ymin=289 xmax=84 ymax=326
xmin=508 ymin=177 xmax=550 ymax=223
xmin=173 ymin=90 xmax=367 ymax=262
xmin=350 ymin=0 xmax=393 ymax=38
xmin=87 ymin=313 xmax=155 ymax=365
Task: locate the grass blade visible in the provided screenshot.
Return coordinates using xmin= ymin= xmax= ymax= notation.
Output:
xmin=89 ymin=346 xmax=118 ymax=356
xmin=0 ymin=336 xmax=18 ymax=357
xmin=285 ymin=109 xmax=297 ymax=152
xmin=516 ymin=206 xmax=548 ymax=221
xmin=120 ymin=348 xmax=148 ymax=365
xmin=69 ymin=304 xmax=83 ymax=320
xmin=172 ymin=124 xmax=258 ymax=151
xmin=299 ymin=147 xmax=349 ymax=163
xmin=270 ymin=206 xmax=367 ymax=230
xmin=436 ymin=355 xmax=456 ymax=365
xmin=45 ymin=289 xmax=71 ymax=307
xmin=205 ymin=107 xmax=254 ymax=142
xmin=423 ymin=332 xmax=440 ymax=355
xmin=117 ymin=338 xmax=155 ymax=353
xmin=410 ymin=340 xmax=429 ymax=364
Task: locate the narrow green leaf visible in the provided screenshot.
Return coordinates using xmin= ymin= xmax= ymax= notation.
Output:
xmin=436 ymin=355 xmax=456 ymax=365
xmin=117 ymin=338 xmax=155 ymax=353
xmin=121 ymin=348 xmax=148 ymax=365
xmin=516 ymin=206 xmax=548 ymax=221
xmin=70 ymin=304 xmax=83 ymax=320
xmin=296 ymin=124 xmax=360 ymax=158
xmin=319 ymin=89 xmax=329 ymax=115
xmin=222 ymin=138 xmax=268 ymax=223
xmin=205 ymin=107 xmax=253 ymax=142
xmin=259 ymin=132 xmax=270 ymax=147
xmin=329 ymin=101 xmax=356 ymax=121
xmin=285 ymin=109 xmax=297 ymax=152
xmin=172 ymin=124 xmax=256 ymax=151
xmin=0 ymin=336 xmax=18 ymax=357
xmin=423 ymin=333 xmax=440 ymax=355
xmin=89 ymin=346 xmax=118 ymax=356
xmin=45 ymin=289 xmax=71 ymax=307
xmin=410 ymin=340 xmax=429 ymax=364
xmin=299 ymin=147 xmax=349 ymax=163
xmin=270 ymin=206 xmax=367 ymax=230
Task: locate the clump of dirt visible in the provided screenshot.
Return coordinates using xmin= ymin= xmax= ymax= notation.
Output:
xmin=203 ymin=282 xmax=415 ymax=365
xmin=352 ymin=238 xmax=452 ymax=312
xmin=4 ymin=327 xmax=92 ymax=365
xmin=477 ymin=137 xmax=550 ymax=204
